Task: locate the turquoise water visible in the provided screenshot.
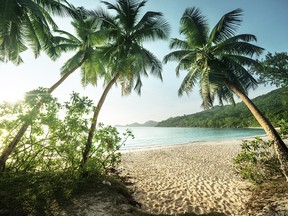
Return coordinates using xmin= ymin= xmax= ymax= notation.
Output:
xmin=117 ymin=127 xmax=265 ymax=150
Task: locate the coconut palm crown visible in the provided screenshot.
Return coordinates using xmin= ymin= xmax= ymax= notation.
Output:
xmin=89 ymin=0 xmax=170 ymax=95
xmin=163 ymin=7 xmax=263 ymax=108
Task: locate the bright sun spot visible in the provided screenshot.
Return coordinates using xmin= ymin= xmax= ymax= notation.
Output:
xmin=0 ymin=63 xmax=27 ymax=103
xmin=0 ymin=92 xmax=24 ymax=103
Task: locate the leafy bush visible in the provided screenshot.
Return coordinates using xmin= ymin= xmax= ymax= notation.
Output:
xmin=83 ymin=123 xmax=134 ymax=174
xmin=233 ymin=120 xmax=288 ymax=184
xmin=278 ymin=119 xmax=288 ymax=140
xmin=0 ymin=90 xmax=133 ymax=174
xmin=233 ymin=137 xmax=281 ymax=183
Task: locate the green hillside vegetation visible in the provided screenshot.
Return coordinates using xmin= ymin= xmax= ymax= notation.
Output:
xmin=157 ymin=87 xmax=288 ymax=128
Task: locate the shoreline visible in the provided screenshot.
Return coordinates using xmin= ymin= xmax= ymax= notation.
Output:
xmin=119 ymin=139 xmax=252 ymax=215
xmin=118 ymin=127 xmax=266 ymax=152
xmin=120 ymin=134 xmax=267 ymax=153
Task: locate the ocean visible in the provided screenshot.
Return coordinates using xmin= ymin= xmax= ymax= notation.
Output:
xmin=117 ymin=127 xmax=266 ymax=150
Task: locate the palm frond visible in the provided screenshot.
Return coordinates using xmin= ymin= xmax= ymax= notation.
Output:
xmin=222 ymin=57 xmax=258 ymax=93
xmin=0 ymin=0 xmax=77 ymax=63
xmin=217 ymin=41 xmax=264 ymax=57
xmin=60 ymin=51 xmax=86 ymax=76
xmin=224 ymin=54 xmax=262 ymax=69
xmin=54 ymin=29 xmax=81 ymax=42
xmin=134 ymin=11 xmax=170 ymax=42
xmin=209 ymin=8 xmax=243 ymax=44
xmin=180 ymin=7 xmax=209 ymax=47
xmin=169 ymin=38 xmax=190 ymax=50
xmin=142 ymin=48 xmax=163 ymax=81
xmin=223 ymin=34 xmax=258 ymax=43
xmin=133 ymin=75 xmax=143 ymax=95
xmin=163 ymin=50 xmax=195 ymax=64
xmin=36 ymin=0 xmax=79 ymax=19
xmin=46 ymin=35 xmax=80 ymax=60
xmin=23 ymin=13 xmax=42 ymax=58
xmin=178 ymin=67 xmax=200 ymax=96
xmin=120 ymin=74 xmax=134 ymax=96
xmin=216 ymin=85 xmax=235 ymax=106
xmin=22 ymin=0 xmax=50 ymax=27
xmin=3 ymin=22 xmax=27 ymax=64
xmin=199 ymin=68 xmax=214 ymax=109
xmin=80 ymin=51 xmax=107 ymax=87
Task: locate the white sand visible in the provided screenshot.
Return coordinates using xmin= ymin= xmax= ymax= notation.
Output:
xmin=120 ymin=140 xmax=252 ymax=215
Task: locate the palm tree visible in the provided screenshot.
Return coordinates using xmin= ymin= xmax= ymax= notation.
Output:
xmin=163 ymin=7 xmax=288 ymax=180
xmin=0 ymin=0 xmax=76 ymax=64
xmin=0 ymin=14 xmax=107 ymax=172
xmin=80 ymin=0 xmax=170 ymax=168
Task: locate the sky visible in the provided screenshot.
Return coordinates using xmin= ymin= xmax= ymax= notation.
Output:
xmin=0 ymin=0 xmax=287 ymax=125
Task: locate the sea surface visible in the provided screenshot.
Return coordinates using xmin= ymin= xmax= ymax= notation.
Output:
xmin=117 ymin=127 xmax=265 ymax=150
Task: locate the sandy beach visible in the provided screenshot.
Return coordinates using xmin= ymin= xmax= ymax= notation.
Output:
xmin=119 ymin=140 xmax=252 ymax=215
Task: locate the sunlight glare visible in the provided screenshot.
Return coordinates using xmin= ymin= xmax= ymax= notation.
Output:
xmin=0 ymin=91 xmax=24 ymax=103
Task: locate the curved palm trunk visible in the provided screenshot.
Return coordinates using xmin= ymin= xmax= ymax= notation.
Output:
xmin=0 ymin=57 xmax=87 ymax=172
xmin=226 ymin=81 xmax=288 ymax=181
xmin=81 ymin=74 xmax=120 ymax=169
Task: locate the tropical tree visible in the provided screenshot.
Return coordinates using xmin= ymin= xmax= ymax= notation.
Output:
xmin=253 ymin=52 xmax=288 ymax=87
xmin=0 ymin=13 xmax=107 ymax=172
xmin=80 ymin=0 xmax=170 ymax=168
xmin=163 ymin=7 xmax=288 ymax=180
xmin=0 ymin=0 xmax=77 ymax=64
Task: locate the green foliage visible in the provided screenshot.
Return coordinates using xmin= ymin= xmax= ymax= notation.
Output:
xmin=233 ymin=121 xmax=288 ymax=184
xmin=0 ymin=0 xmax=75 ymax=64
xmin=278 ymin=119 xmax=288 ymax=140
xmin=83 ymin=123 xmax=134 ymax=174
xmin=0 ymin=172 xmax=77 ymax=215
xmin=0 ymin=172 xmax=136 ymax=216
xmin=0 ymin=91 xmax=133 ymax=174
xmin=253 ymin=52 xmax=288 ymax=87
xmin=233 ymin=137 xmax=281 ymax=184
xmin=164 ymin=7 xmax=263 ymax=109
xmin=157 ymin=87 xmax=288 ymax=128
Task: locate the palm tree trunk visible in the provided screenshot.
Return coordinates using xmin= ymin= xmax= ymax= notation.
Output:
xmin=81 ymin=74 xmax=120 ymax=169
xmin=0 ymin=56 xmax=87 ymax=172
xmin=227 ymin=82 xmax=288 ymax=181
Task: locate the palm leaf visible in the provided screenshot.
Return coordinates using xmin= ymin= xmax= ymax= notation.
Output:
xmin=180 ymin=7 xmax=208 ymax=47
xmin=23 ymin=13 xmax=42 ymax=58
xmin=178 ymin=67 xmax=200 ymax=96
xmin=169 ymin=38 xmax=190 ymax=50
xmin=36 ymin=0 xmax=78 ymax=19
xmin=60 ymin=51 xmax=86 ymax=76
xmin=132 ymin=46 xmax=162 ymax=80
xmin=163 ymin=50 xmax=195 ymax=64
xmin=216 ymin=85 xmax=235 ymax=106
xmin=222 ymin=57 xmax=258 ymax=92
xmin=209 ymin=8 xmax=243 ymax=44
xmin=199 ymin=68 xmax=214 ymax=109
xmin=134 ymin=11 xmax=170 ymax=41
xmin=217 ymin=41 xmax=264 ymax=57
xmin=80 ymin=51 xmax=107 ymax=87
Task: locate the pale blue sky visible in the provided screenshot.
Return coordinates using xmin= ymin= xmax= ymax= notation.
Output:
xmin=0 ymin=0 xmax=287 ymax=125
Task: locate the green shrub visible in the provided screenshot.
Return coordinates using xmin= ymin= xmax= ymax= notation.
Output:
xmin=0 ymin=91 xmax=133 ymax=174
xmin=83 ymin=123 xmax=134 ymax=174
xmin=278 ymin=119 xmax=288 ymax=139
xmin=233 ymin=137 xmax=281 ymax=184
xmin=233 ymin=120 xmax=288 ymax=184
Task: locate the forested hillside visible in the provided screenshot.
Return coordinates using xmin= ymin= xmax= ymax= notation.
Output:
xmin=157 ymin=87 xmax=288 ymax=128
